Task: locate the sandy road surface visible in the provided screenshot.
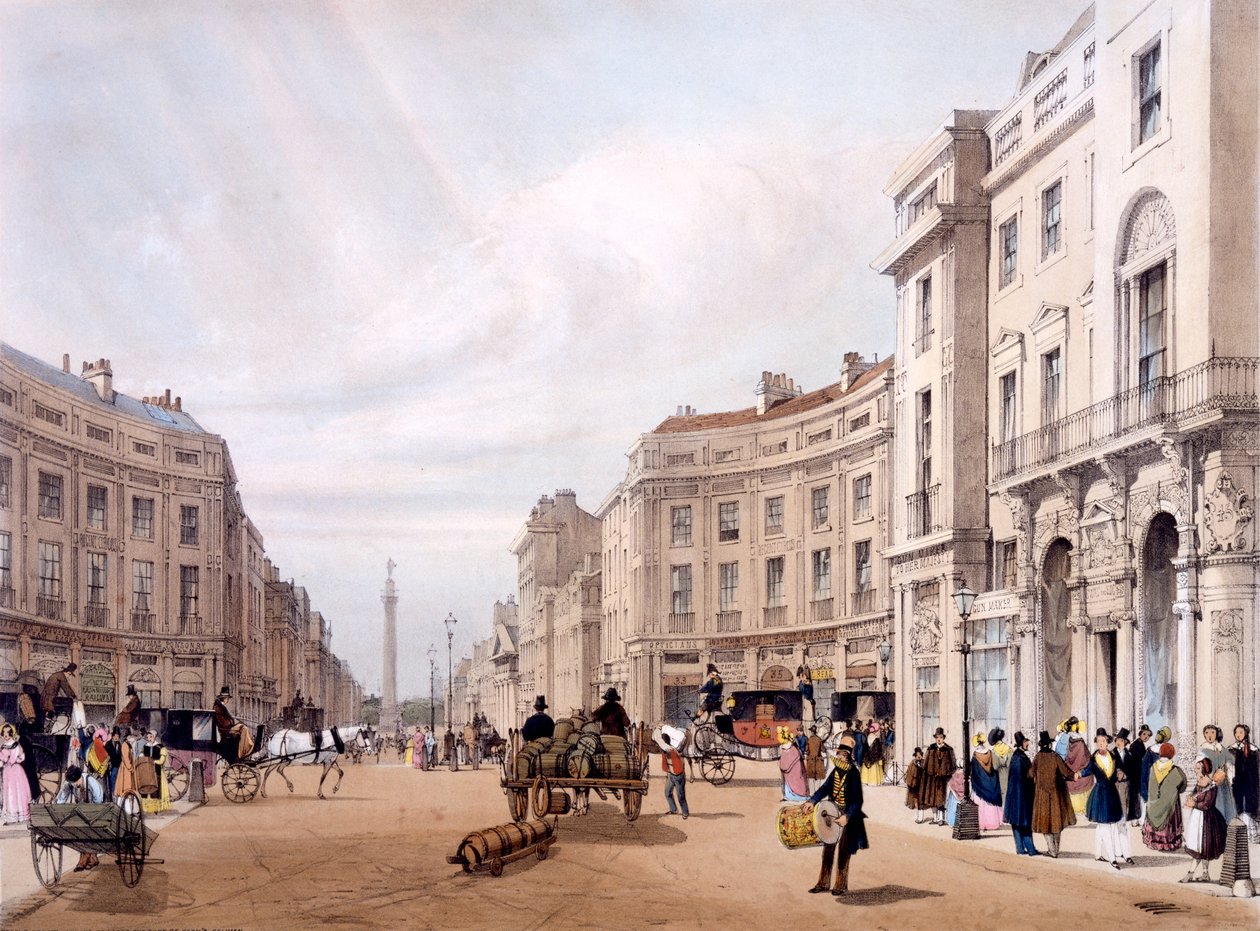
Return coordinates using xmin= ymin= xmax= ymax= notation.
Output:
xmin=2 ymin=760 xmax=1257 ymax=930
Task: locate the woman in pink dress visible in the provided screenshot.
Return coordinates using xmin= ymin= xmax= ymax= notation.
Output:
xmin=411 ymin=727 xmax=426 ymax=770
xmin=778 ymin=727 xmax=809 ymax=801
xmin=0 ymin=723 xmax=33 ymax=823
xmin=1065 ymin=727 xmax=1095 ymax=814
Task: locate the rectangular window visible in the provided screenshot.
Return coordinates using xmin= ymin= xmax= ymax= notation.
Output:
xmin=811 ymin=486 xmax=829 ymax=529
xmin=87 ymin=484 xmax=107 ymax=530
xmin=1042 ymin=181 xmax=1062 ymax=258
xmin=853 ymin=475 xmax=872 ymax=519
xmin=173 ymin=690 xmax=202 ymax=711
xmin=0 ymin=455 xmax=10 ymax=508
xmin=132 ymin=560 xmax=154 ymax=611
xmin=180 ymin=565 xmax=199 ymax=618
xmin=765 ymin=496 xmax=784 ymax=534
xmin=0 ymin=385 xmax=12 ymax=407
xmin=38 ymin=471 xmax=63 ymax=519
xmin=999 ymin=216 xmax=1018 ymax=287
xmin=38 ymin=542 xmax=62 ymax=597
xmin=1043 ymin=348 xmax=1062 ymax=423
xmin=175 ymin=450 xmax=200 ymax=466
xmin=132 ymin=441 xmax=156 ymax=457
xmin=907 ymin=181 xmax=938 ymax=225
xmin=87 ymin=552 xmax=107 ymax=605
xmin=0 ymin=531 xmax=10 ymax=591
xmin=918 ymin=390 xmax=933 ymax=491
xmin=917 ymin=665 xmax=940 ymax=746
xmin=765 ymin=557 xmax=785 ymax=607
xmin=718 ymin=501 xmax=740 ymax=542
xmin=854 ymin=540 xmax=872 ymax=591
xmin=965 ymin=617 xmax=1010 ymax=736
xmin=670 ymin=506 xmax=692 ymax=546
xmin=812 ymin=549 xmax=832 ymax=599
xmin=33 ymin=401 xmax=65 ymax=427
xmin=1138 ymin=42 xmax=1162 ymax=145
xmin=132 ymin=497 xmax=154 ymax=538
xmin=670 ymin=565 xmax=692 ymax=615
xmin=915 ymin=275 xmax=933 ymax=353
xmin=848 ymin=412 xmax=870 ymax=432
xmin=86 ymin=423 xmax=112 ymax=444
xmin=999 ymin=371 xmax=1018 ymax=442
xmin=180 ymin=505 xmax=199 ymax=546
xmin=719 ymin=562 xmax=739 ymax=612
xmin=1138 ymin=262 xmax=1167 ymax=385
xmin=998 ymin=540 xmax=1018 ymax=590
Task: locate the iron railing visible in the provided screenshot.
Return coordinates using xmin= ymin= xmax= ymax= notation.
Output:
xmin=716 ymin=611 xmax=741 ymax=632
xmin=131 ymin=611 xmax=156 ymax=632
xmin=36 ymin=595 xmax=64 ymax=621
xmin=851 ymin=588 xmax=878 ymax=615
xmin=906 ymin=484 xmax=942 ymax=539
xmin=84 ymin=604 xmax=109 ymax=628
xmin=810 ymin=598 xmax=834 ymax=623
xmin=763 ymin=605 xmax=788 ymax=628
xmin=667 ymin=612 xmax=695 ymax=634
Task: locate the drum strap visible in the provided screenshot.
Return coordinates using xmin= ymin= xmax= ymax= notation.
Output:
xmin=830 ymin=762 xmax=851 ymax=807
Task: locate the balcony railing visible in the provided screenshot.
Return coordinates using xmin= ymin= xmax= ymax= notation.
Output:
xmin=716 ymin=610 xmax=741 ymax=632
xmin=851 ymin=588 xmax=877 ymax=615
xmin=667 ymin=612 xmax=695 ymax=634
xmin=36 ymin=595 xmax=64 ymax=621
xmin=180 ymin=614 xmax=203 ymax=635
xmin=84 ymin=604 xmax=109 ymax=628
xmin=0 ymin=586 xmax=13 ymax=609
xmin=992 ymin=358 xmax=1260 ymax=481
xmin=994 ymin=112 xmax=1023 ymax=166
xmin=763 ymin=605 xmax=788 ymax=627
xmin=810 ymin=598 xmax=834 ymax=623
xmin=131 ymin=611 xmax=156 ymax=632
xmin=906 ymin=484 xmax=942 ymax=539
xmin=1033 ymin=69 xmax=1068 ymax=130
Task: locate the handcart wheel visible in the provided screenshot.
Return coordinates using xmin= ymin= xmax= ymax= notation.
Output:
xmin=700 ymin=748 xmax=736 ymax=785
xmin=166 ymin=757 xmax=190 ymax=802
xmin=489 ymin=857 xmax=504 ymax=877
xmin=115 ymin=792 xmax=146 ymax=888
xmin=530 ymin=776 xmax=552 ymax=819
xmin=623 ymin=789 xmax=642 ymax=822
xmin=537 ymin=843 xmax=549 ymax=860
xmin=31 ymin=834 xmax=64 ymax=890
xmin=222 ymin=764 xmax=259 ymax=803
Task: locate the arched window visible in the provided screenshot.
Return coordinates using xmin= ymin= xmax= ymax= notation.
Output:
xmin=1116 ymin=190 xmax=1176 ymax=389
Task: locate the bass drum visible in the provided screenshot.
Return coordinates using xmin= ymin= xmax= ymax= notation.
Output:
xmin=775 ymin=799 xmax=841 ymax=849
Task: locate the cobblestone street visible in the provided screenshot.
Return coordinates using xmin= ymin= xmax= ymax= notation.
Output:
xmin=2 ymin=760 xmax=1257 ymax=930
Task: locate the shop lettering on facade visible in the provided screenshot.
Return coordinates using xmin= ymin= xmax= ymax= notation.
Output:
xmin=970 ymin=592 xmax=1018 ymax=619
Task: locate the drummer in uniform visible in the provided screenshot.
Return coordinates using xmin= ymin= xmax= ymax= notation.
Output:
xmin=802 ymin=744 xmax=868 ymax=896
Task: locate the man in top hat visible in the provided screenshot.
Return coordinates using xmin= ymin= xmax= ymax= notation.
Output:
xmin=116 ymin=684 xmax=141 ymax=727
xmin=1129 ymin=724 xmax=1151 ymax=824
xmin=593 ymin=687 xmax=630 ymax=739
xmin=42 ymin=662 xmax=79 ymax=716
xmin=695 ymin=664 xmax=724 ymax=724
xmin=921 ymin=727 xmax=955 ymax=826
xmin=212 ymin=685 xmax=253 ymax=762
xmin=802 ymin=743 xmax=868 ymax=896
xmin=521 ymin=695 xmax=554 ymax=742
xmin=1115 ymin=727 xmax=1143 ymax=823
xmin=1031 ymin=729 xmax=1076 ymax=857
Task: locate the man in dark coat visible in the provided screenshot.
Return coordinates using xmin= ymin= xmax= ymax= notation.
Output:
xmin=1128 ymin=724 xmax=1150 ymax=824
xmin=696 ymin=664 xmax=724 ymax=723
xmin=41 ymin=662 xmax=78 ymax=716
xmin=1077 ymin=728 xmax=1130 ymax=869
xmin=521 ymin=695 xmax=554 ymax=742
xmin=1004 ymin=732 xmax=1038 ymax=855
xmin=1115 ymin=728 xmax=1143 ymax=823
xmin=592 ymin=688 xmax=630 ymax=739
xmin=802 ymin=745 xmax=868 ymax=896
xmin=1230 ymin=724 xmax=1259 ymax=841
xmin=1031 ymin=729 xmax=1076 ymax=857
xmin=922 ymin=727 xmax=955 ymax=825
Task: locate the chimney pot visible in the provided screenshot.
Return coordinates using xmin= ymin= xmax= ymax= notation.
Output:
xmin=62 ymin=354 xmax=71 ymax=373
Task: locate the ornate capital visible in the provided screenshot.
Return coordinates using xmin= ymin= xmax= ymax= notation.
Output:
xmin=1109 ymin=610 xmax=1136 ymax=628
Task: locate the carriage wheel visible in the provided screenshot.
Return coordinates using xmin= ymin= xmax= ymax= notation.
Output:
xmin=222 ymin=764 xmax=259 ymax=803
xmin=166 ymin=757 xmax=190 ymax=803
xmin=693 ymin=724 xmax=720 ymax=753
xmin=813 ymin=715 xmax=833 ymax=742
xmin=700 ymin=749 xmax=736 ymax=786
xmin=30 ymin=835 xmax=64 ymax=890
xmin=31 ymin=742 xmax=64 ymax=802
xmin=530 ymin=776 xmax=552 ymax=819
xmin=623 ymin=789 xmax=642 ymax=822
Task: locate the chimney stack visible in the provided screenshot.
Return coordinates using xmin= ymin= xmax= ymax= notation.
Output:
xmin=755 ymin=371 xmax=801 ymax=415
xmin=839 ymin=351 xmax=876 ymax=389
xmin=80 ymin=358 xmax=115 ymax=403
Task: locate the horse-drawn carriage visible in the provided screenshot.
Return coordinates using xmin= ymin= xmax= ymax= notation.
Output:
xmin=663 ymin=688 xmax=833 ymax=786
xmin=500 ymin=721 xmax=651 ymax=823
xmin=0 ymin=676 xmax=81 ymax=801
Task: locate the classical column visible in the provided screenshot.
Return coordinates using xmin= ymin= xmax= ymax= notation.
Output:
xmin=1174 ymin=602 xmax=1197 ymax=740
xmin=380 ymin=560 xmax=399 ymax=736
xmin=1068 ymin=616 xmax=1089 ymax=721
xmin=1113 ymin=611 xmax=1136 ymax=727
xmin=1015 ymin=619 xmax=1037 ymax=733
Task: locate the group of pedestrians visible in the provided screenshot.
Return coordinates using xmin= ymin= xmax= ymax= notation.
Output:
xmin=405 ymin=725 xmax=439 ymax=770
xmin=902 ymin=718 xmax=1260 ymax=884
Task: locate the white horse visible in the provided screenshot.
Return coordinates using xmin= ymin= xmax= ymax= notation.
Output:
xmin=265 ymin=725 xmax=364 ymax=799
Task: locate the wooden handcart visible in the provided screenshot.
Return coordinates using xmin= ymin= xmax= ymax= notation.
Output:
xmin=28 ymin=793 xmax=160 ymax=889
xmin=446 ymin=819 xmax=557 ymax=876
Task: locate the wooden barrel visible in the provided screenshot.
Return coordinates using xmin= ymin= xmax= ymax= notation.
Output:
xmin=545 ymin=793 xmax=572 ymax=815
xmin=593 ymin=750 xmax=634 ymax=780
xmin=552 ymin=720 xmax=574 ymax=742
xmin=580 ymin=721 xmax=601 ymax=735
xmin=599 ymin=735 xmax=628 ymax=755
xmin=567 ymin=734 xmax=600 ymax=777
xmin=515 ymin=739 xmax=552 ymax=781
xmin=537 ymin=749 xmax=569 ymax=778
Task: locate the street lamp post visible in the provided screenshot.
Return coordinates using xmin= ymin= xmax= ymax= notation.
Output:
xmin=427 ymin=645 xmax=437 ymax=735
xmin=952 ymin=580 xmax=979 ymax=841
xmin=877 ymin=635 xmax=892 ymax=691
xmin=445 ymin=612 xmax=458 ymax=771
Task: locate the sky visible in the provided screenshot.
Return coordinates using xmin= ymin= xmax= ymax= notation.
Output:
xmin=0 ymin=1 xmax=1086 ymax=699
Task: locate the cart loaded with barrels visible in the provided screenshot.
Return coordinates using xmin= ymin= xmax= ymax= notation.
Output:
xmin=501 ymin=715 xmax=651 ymax=823
xmin=28 ymin=793 xmax=160 ymax=890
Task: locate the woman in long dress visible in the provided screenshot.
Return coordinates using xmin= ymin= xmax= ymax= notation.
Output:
xmin=114 ymin=737 xmax=138 ymax=800
xmin=1064 ymin=724 xmax=1094 ymax=814
xmin=410 ymin=727 xmax=425 ymax=770
xmin=142 ymin=738 xmax=171 ymax=814
xmin=945 ymin=766 xmax=966 ymax=827
xmin=970 ymin=734 xmax=1004 ymax=831
xmin=1231 ymin=724 xmax=1260 ymax=842
xmin=778 ymin=727 xmax=809 ymax=801
xmin=989 ymin=728 xmax=1013 ymax=823
xmin=0 ymin=724 xmax=33 ymax=823
xmin=1182 ymin=755 xmax=1227 ymax=882
xmin=1142 ymin=743 xmax=1184 ymax=851
xmin=861 ymin=724 xmax=885 ymax=786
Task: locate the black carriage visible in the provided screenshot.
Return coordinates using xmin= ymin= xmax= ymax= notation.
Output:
xmin=685 ymin=689 xmax=833 ymax=785
xmin=160 ymin=708 xmax=267 ymax=804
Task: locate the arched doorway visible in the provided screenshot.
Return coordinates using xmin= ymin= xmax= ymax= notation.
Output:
xmin=1142 ymin=513 xmax=1178 ymax=730
xmin=1041 ymin=538 xmax=1073 ymax=726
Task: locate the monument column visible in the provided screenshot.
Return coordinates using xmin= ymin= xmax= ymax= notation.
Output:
xmin=381 ymin=559 xmax=400 ymax=736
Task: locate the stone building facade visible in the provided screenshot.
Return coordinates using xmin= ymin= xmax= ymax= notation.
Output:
xmin=463 ymin=595 xmax=519 ymax=732
xmin=599 ymin=358 xmax=895 ymax=727
xmin=0 ymin=343 xmax=361 ymax=727
xmin=880 ymin=1 xmax=1259 ymax=762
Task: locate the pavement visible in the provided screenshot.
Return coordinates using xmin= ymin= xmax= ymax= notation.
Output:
xmin=0 ymin=759 xmax=1255 ymax=930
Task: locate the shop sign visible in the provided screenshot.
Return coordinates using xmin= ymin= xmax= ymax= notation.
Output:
xmin=80 ymin=662 xmax=116 ymax=704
